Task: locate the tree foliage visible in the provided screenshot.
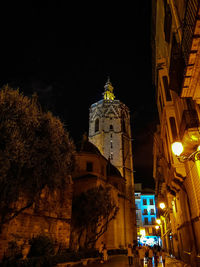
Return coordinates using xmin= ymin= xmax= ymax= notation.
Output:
xmin=0 ymin=85 xmax=75 ymax=229
xmin=71 ymin=186 xmax=119 ymax=249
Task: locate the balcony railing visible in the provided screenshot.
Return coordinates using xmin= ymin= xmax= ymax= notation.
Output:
xmin=179 ymin=110 xmax=199 ymax=139
xmin=181 ymin=0 xmax=200 ymax=65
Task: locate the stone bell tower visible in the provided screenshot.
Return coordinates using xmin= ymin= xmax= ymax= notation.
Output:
xmin=88 ymin=78 xmax=134 ymax=190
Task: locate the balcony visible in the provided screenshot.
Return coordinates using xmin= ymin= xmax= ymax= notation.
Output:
xmin=179 ymin=109 xmax=200 ymax=153
xmin=181 ymin=1 xmax=200 ymax=100
xmin=179 ymin=110 xmax=199 ymax=138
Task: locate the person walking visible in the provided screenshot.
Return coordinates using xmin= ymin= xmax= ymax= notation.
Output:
xmin=99 ymin=241 xmax=104 ymax=263
xmin=102 ymin=243 xmax=108 ymax=262
xmin=160 ymin=249 xmax=166 ymax=267
xmin=148 ymin=247 xmax=153 ymax=267
xmin=154 ymin=249 xmax=159 ymax=267
xmin=138 ymin=245 xmax=145 ymax=267
xmin=127 ymin=243 xmax=133 ymax=265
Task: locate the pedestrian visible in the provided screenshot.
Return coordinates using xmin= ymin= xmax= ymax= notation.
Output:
xmin=144 ymin=246 xmax=149 ymax=264
xmin=135 ymin=246 xmax=139 ymax=266
xmin=148 ymin=247 xmax=153 ymax=266
xmin=160 ymin=249 xmax=166 ymax=267
xmin=99 ymin=241 xmax=104 ymax=263
xmin=102 ymin=244 xmax=108 ymax=262
xmin=138 ymin=245 xmax=145 ymax=266
xmin=127 ymin=243 xmax=133 ymax=265
xmin=154 ymin=249 xmax=159 ymax=267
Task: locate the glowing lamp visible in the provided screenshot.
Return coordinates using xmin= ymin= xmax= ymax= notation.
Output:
xmin=171 ymin=142 xmax=183 ymax=156
xmin=155 ymin=225 xmax=159 ymax=229
xmin=159 ymin=203 xmax=166 ymax=209
xmin=156 ymin=219 xmax=161 ymax=225
xmin=140 ymin=229 xmax=145 ymax=237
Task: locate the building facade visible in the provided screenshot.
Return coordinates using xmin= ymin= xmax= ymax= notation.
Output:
xmin=135 ymin=183 xmax=160 ymax=247
xmin=152 ymin=0 xmax=200 ymax=266
xmin=72 ymin=135 xmax=135 ymax=249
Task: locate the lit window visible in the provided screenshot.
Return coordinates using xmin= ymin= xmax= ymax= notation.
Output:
xmin=110 ymin=152 xmax=113 ymax=160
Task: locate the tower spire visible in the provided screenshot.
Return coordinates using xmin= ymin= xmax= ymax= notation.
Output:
xmin=103 ymin=77 xmax=115 ymax=100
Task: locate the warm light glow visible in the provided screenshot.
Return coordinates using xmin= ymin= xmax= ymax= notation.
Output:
xmin=171 ymin=142 xmax=184 ymax=156
xmin=104 ymin=90 xmax=115 ymax=100
xmin=159 ymin=202 xmax=166 ymax=209
xmin=140 ymin=229 xmax=146 ymax=237
xmin=103 ymin=78 xmax=115 ymax=101
xmin=155 ymin=225 xmax=159 ymax=229
xmin=156 ymin=219 xmax=161 ymax=225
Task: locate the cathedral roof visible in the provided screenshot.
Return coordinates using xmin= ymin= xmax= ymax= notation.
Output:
xmin=106 ymin=160 xmax=123 ymax=178
xmin=76 ymin=133 xmax=102 ymax=156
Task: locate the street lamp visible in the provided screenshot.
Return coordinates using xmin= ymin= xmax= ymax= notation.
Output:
xmin=159 ymin=202 xmax=166 ymax=209
xmin=156 ymin=219 xmax=161 ymax=225
xmin=171 ymin=141 xmax=200 ymax=162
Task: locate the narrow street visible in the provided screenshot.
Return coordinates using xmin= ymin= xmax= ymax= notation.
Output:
xmin=86 ymin=255 xmax=190 ymax=267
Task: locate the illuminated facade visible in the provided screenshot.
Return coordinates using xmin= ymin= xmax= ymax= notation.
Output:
xmin=135 ymin=184 xmax=160 ymax=247
xmin=88 ymin=78 xmax=136 ymax=245
xmin=89 ymin=78 xmax=134 ymax=190
xmin=72 ymin=135 xmax=135 ymax=249
xmin=152 ymin=0 xmax=200 ymax=265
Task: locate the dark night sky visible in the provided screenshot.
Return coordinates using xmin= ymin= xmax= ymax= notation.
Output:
xmin=0 ymin=3 xmax=158 ymax=189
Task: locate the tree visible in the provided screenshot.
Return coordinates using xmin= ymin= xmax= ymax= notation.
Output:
xmin=0 ymin=85 xmax=75 ymax=230
xmin=71 ymin=186 xmax=119 ymax=249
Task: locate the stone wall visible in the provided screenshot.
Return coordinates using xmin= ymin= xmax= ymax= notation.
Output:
xmin=0 ymin=182 xmax=73 ymax=260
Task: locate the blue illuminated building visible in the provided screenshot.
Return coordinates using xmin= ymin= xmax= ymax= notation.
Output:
xmin=135 ymin=183 xmax=161 ymax=247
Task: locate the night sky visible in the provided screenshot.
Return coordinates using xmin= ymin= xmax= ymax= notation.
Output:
xmin=0 ymin=3 xmax=158 ymax=189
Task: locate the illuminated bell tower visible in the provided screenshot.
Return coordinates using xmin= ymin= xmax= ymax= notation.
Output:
xmin=89 ymin=78 xmax=134 ymax=190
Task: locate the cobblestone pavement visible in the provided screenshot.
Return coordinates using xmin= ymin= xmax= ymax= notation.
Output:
xmin=86 ymin=255 xmax=191 ymax=267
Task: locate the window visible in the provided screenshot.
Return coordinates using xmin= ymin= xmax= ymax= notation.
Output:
xmin=110 ymin=152 xmax=113 ymax=160
xmin=144 ymin=218 xmax=148 ymax=225
xmin=150 ymin=209 xmax=155 ymax=215
xmin=164 ymin=2 xmax=172 ymax=43
xmin=150 ymin=199 xmax=154 ymax=205
xmin=95 ymin=118 xmax=99 ymax=132
xmin=151 ymin=217 xmax=155 ymax=225
xmin=122 ymin=117 xmax=126 ymax=133
xmin=143 ymin=209 xmax=148 ymax=215
xmin=110 ymin=125 xmax=113 ymax=131
xmin=110 ymin=140 xmax=113 ymax=148
xmin=162 ymin=75 xmax=171 ymax=101
xmin=143 ymin=199 xmax=147 ymax=205
xmin=101 ymin=165 xmax=104 ymax=176
xmin=169 ymin=117 xmax=178 ymax=141
xmin=86 ymin=162 xmax=93 ymax=172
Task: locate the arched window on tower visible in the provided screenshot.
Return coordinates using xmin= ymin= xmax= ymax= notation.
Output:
xmin=95 ymin=118 xmax=99 ymax=132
